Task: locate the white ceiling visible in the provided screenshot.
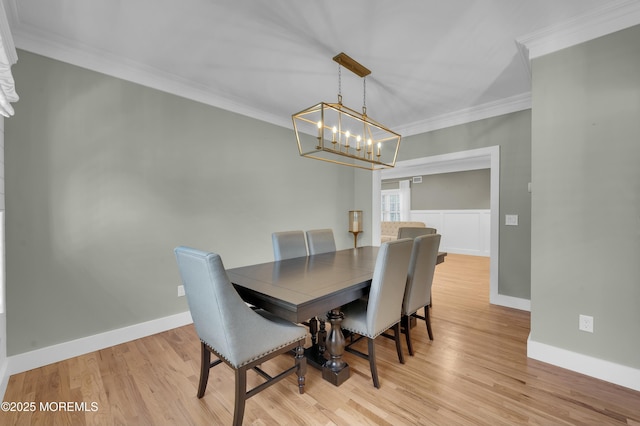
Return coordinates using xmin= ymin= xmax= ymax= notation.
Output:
xmin=3 ymin=0 xmax=637 ymax=135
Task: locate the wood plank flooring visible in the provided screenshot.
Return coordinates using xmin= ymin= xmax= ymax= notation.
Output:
xmin=2 ymin=254 xmax=639 ymax=425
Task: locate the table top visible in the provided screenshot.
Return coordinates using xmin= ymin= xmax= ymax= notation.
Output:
xmin=228 ymin=246 xmax=377 ymax=322
xmin=228 ymin=246 xmax=446 ymax=323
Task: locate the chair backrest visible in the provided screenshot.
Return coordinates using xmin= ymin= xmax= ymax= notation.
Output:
xmin=272 ymin=231 xmax=307 ymax=260
xmin=306 ymin=229 xmax=336 ymax=255
xmin=403 ymin=234 xmax=441 ymax=315
xmin=365 ymin=238 xmax=414 ymax=335
xmin=397 ymin=226 xmax=437 ymax=239
xmin=175 ymin=246 xmax=305 ymax=368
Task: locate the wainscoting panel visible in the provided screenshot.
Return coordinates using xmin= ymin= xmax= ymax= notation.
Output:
xmin=410 ymin=210 xmax=490 ymax=256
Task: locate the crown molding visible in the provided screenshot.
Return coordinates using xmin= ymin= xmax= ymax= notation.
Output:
xmin=517 ymin=0 xmax=640 ymax=62
xmin=9 ymin=20 xmax=294 ymax=129
xmin=398 ymin=92 xmax=531 ymax=137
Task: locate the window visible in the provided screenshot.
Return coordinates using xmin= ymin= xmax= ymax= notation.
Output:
xmin=381 ymin=190 xmax=400 ymax=221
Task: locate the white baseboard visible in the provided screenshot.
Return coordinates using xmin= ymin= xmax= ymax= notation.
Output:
xmin=445 ymin=248 xmax=489 ymax=257
xmin=527 ymin=336 xmax=640 ymax=392
xmin=491 ymin=294 xmax=531 ymax=311
xmin=0 ymin=358 xmax=9 ymax=402
xmin=1 ymin=311 xmax=193 ymax=399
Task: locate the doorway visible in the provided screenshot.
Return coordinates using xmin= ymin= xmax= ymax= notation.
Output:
xmin=372 ymin=146 xmax=502 ymax=306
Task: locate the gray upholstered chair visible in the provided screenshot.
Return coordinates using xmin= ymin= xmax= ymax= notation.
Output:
xmin=402 ymin=234 xmax=441 ymax=355
xmin=397 ymin=226 xmax=437 ymax=239
xmin=272 ymin=230 xmax=308 ymax=260
xmin=305 ymin=228 xmax=336 ymax=255
xmin=341 ymin=238 xmax=413 ymax=388
xmin=174 ymin=246 xmax=307 ymax=426
xmin=397 ymin=227 xmax=439 ymax=311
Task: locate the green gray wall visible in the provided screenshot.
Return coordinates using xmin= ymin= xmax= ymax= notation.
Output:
xmin=411 ymin=169 xmax=490 ymax=210
xmin=400 ymin=110 xmax=532 ymax=299
xmin=5 ymin=51 xmax=358 ymax=356
xmin=530 ymin=25 xmax=640 ymax=368
xmin=381 ymin=169 xmax=491 ymax=210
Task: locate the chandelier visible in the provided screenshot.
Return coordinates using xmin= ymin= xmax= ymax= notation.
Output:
xmin=292 ymin=53 xmax=401 ymax=170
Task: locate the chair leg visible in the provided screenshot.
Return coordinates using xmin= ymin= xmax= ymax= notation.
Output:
xmin=403 ymin=315 xmax=414 ymax=356
xmin=295 ymin=344 xmax=307 ymax=394
xmin=233 ymin=367 xmax=247 ymax=426
xmin=425 ymin=306 xmax=434 ymax=341
xmin=318 ymin=319 xmax=327 ymax=357
xmin=393 ymin=323 xmax=405 ymax=364
xmin=309 ymin=317 xmax=318 ymax=346
xmin=367 ymin=338 xmax=380 ymax=388
xmin=197 ymin=342 xmax=210 ymax=398
xmin=319 ymin=319 xmax=327 ymax=344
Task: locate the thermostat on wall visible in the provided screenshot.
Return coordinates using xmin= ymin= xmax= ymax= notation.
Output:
xmin=505 ymin=214 xmax=519 ymax=226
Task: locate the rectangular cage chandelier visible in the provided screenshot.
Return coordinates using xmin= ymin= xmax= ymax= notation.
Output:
xmin=292 ymin=53 xmax=401 ymax=171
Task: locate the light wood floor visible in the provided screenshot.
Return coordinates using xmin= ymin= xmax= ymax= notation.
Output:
xmin=2 ymin=254 xmax=640 ymax=425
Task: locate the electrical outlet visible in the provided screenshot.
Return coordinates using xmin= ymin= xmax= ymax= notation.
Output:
xmin=579 ymin=314 xmax=594 ymax=333
xmin=177 ymin=285 xmax=185 ymax=297
xmin=505 ymin=214 xmax=518 ymax=226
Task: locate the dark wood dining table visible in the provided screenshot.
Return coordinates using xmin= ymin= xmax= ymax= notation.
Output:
xmin=227 ymin=246 xmax=446 ymax=386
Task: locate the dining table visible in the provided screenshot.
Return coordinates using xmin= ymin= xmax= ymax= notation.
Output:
xmin=227 ymin=245 xmax=446 ymax=386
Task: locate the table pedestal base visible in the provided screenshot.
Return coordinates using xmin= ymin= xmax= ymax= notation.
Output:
xmin=322 ymin=363 xmax=350 ymax=386
xmin=321 ymin=308 xmax=350 ymax=386
xmin=305 ymin=317 xmax=327 ymax=368
xmin=304 ymin=346 xmax=328 ymax=369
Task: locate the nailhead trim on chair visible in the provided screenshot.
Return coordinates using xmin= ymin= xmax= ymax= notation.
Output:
xmin=343 ymin=319 xmax=401 ymax=340
xmin=202 ymin=337 xmax=305 ymax=368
